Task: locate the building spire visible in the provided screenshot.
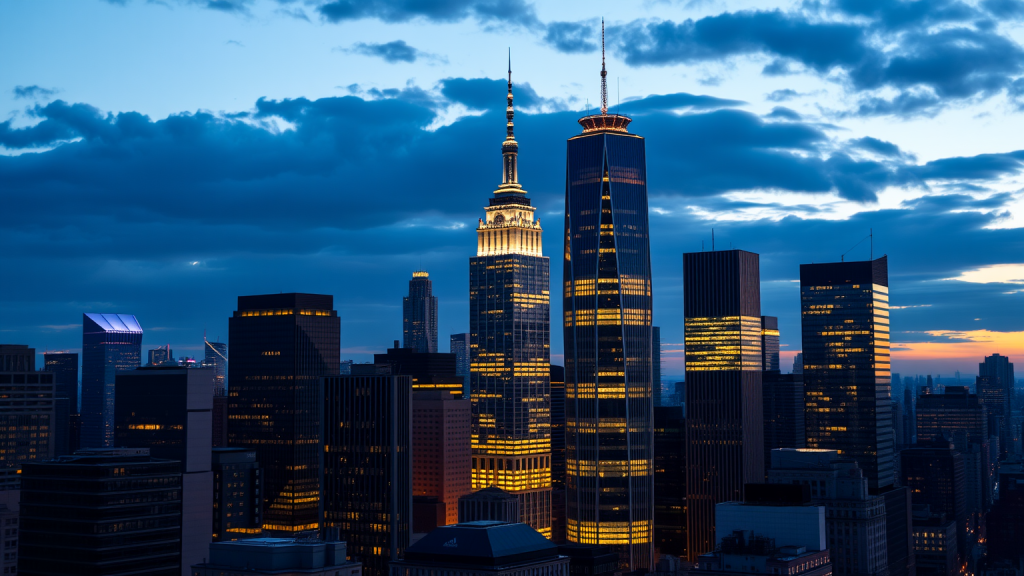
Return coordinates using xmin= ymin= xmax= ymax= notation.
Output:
xmin=499 ymin=48 xmax=522 ymax=193
xmin=600 ymin=18 xmax=608 ymax=115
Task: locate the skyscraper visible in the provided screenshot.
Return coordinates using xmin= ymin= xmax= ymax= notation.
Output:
xmin=653 ymin=405 xmax=686 ymax=558
xmin=203 ymin=339 xmax=228 ymax=395
xmin=404 ymin=271 xmax=438 ymax=353
xmin=469 ymin=60 xmax=552 ymax=536
xmin=902 ymin=440 xmax=968 ymax=561
xmin=227 ymin=293 xmax=340 ymax=535
xmin=977 ymin=353 xmax=1015 ymax=459
xmin=211 ymin=448 xmax=262 ymax=541
xmin=0 ymin=345 xmax=55 ymax=467
xmin=762 ymin=371 xmax=805 ymax=468
xmin=800 ymin=257 xmax=893 ymax=492
xmin=760 ymin=316 xmax=780 ymax=372
xmin=451 ymin=333 xmax=471 ymax=395
xmin=653 ymin=326 xmax=662 ymax=405
xmin=43 ymin=352 xmax=78 ymax=412
xmin=149 ymin=345 xmax=173 ymax=366
xmin=683 ymin=249 xmax=764 ymax=560
xmin=563 ymin=25 xmax=654 ymax=570
xmin=81 ymin=313 xmax=143 ymax=448
xmin=412 ymin=390 xmax=471 ymax=529
xmin=374 ymin=343 xmax=464 ymax=396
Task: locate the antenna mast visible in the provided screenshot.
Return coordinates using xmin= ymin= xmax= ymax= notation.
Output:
xmin=600 ymin=18 xmax=608 ymax=114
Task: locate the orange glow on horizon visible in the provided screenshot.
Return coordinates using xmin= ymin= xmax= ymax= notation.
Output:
xmin=891 ymin=329 xmax=1024 ymax=361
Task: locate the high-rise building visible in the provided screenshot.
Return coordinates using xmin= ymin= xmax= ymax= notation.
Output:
xmin=18 ymin=448 xmax=182 ymax=575
xmin=149 ymin=345 xmax=173 ymax=366
xmin=43 ymin=351 xmax=77 ymax=412
xmin=551 ymin=365 xmax=567 ymax=543
xmin=392 ymin=522 xmax=570 ymax=576
xmin=762 ymin=372 xmax=805 ymax=470
xmin=211 ymin=448 xmax=262 ymax=541
xmin=683 ymin=249 xmax=764 ymax=560
xmin=912 ymin=506 xmax=957 ymax=576
xmin=469 ymin=62 xmax=551 ymax=537
xmin=228 ymin=293 xmax=340 ymax=535
xmin=0 ymin=345 xmax=56 ymax=470
xmin=404 ymin=271 xmax=438 ymax=354
xmin=375 ymin=344 xmax=464 ymax=396
xmin=81 ymin=313 xmax=143 ymax=449
xmin=977 ymin=353 xmax=1015 ymax=459
xmin=901 ymin=440 xmax=967 ymax=561
xmin=760 ymin=317 xmax=780 ymax=372
xmin=800 ymin=257 xmax=893 ymax=492
xmin=562 ymin=27 xmax=654 ymax=570
xmin=792 ymin=353 xmax=803 ymax=375
xmin=323 ymin=374 xmax=412 ymax=576
xmin=203 ymin=340 xmax=228 ymax=395
xmin=450 ymin=333 xmax=471 ymax=396
xmin=412 ymin=390 xmax=471 ymax=529
xmin=904 ymin=386 xmax=916 ymax=446
xmin=115 ymin=366 xmax=214 ymax=575
xmin=985 ymin=461 xmax=1024 ymax=567
xmin=768 ymin=449 xmax=888 ymax=576
xmin=192 ymin=537 xmax=361 ymax=576
xmin=653 ymin=406 xmax=685 ymax=558
xmin=653 ymin=326 xmax=662 ymax=405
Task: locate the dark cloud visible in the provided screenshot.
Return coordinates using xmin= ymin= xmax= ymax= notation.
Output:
xmin=13 ymin=85 xmax=57 ymax=100
xmin=543 ymin=21 xmax=599 ymax=53
xmin=618 ymin=92 xmax=744 ymax=113
xmin=982 ymin=0 xmax=1024 ymax=17
xmin=766 ymin=89 xmax=801 ymax=102
xmin=347 ymin=40 xmax=425 ymax=63
xmin=439 ymin=77 xmax=547 ymax=110
xmin=765 ymin=106 xmax=801 ymax=120
xmin=913 ymin=151 xmax=1024 ymax=180
xmin=317 ymin=0 xmax=539 ymax=26
xmin=848 ymin=136 xmax=906 ymax=158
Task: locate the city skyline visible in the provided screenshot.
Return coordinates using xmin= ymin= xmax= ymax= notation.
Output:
xmin=4 ymin=2 xmax=1024 ymax=379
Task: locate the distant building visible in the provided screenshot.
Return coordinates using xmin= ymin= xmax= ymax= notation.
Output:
xmin=458 ymin=487 xmax=520 ymax=524
xmin=762 ymin=372 xmax=805 ymax=470
xmin=404 ymin=271 xmax=438 ymax=354
xmin=191 ymin=537 xmax=362 ymax=576
xmin=81 ymin=313 xmax=143 ymax=448
xmin=986 ymin=461 xmax=1024 ymax=566
xmin=43 ymin=351 xmax=78 ymax=450
xmin=114 ymin=366 xmax=214 ymax=575
xmin=760 ymin=316 xmax=780 ymax=372
xmin=212 ymin=448 xmax=262 ymax=541
xmin=450 ymin=333 xmax=470 ymax=395
xmin=0 ymin=345 xmax=55 ymax=469
xmin=792 ymin=353 xmax=803 ymax=375
xmin=375 ymin=344 xmax=463 ymax=396
xmin=901 ymin=440 xmax=967 ymax=561
xmin=323 ymin=374 xmax=412 ymax=576
xmin=149 ymin=344 xmax=174 ymax=366
xmin=412 ymin=390 xmax=471 ymax=531
xmin=390 ymin=521 xmax=569 ymax=576
xmin=654 ymin=406 xmax=686 ymax=558
xmin=202 ymin=340 xmax=227 ymax=394
xmin=912 ymin=506 xmax=957 ymax=576
xmin=977 ymin=354 xmax=1015 ymax=459
xmin=19 ymin=448 xmax=182 ymax=575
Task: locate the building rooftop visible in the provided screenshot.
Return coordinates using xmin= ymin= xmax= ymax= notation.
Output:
xmin=403 ymin=522 xmax=560 ymax=568
xmin=459 ymin=487 xmax=519 ymax=502
xmin=84 ymin=313 xmax=143 ymax=333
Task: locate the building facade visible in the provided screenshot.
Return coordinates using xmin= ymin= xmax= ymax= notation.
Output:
xmin=323 ymin=374 xmax=412 ymax=576
xmin=211 ymin=448 xmax=262 ymax=541
xmin=81 ymin=313 xmax=143 ymax=448
xmin=653 ymin=406 xmax=685 ymax=558
xmin=0 ymin=345 xmax=55 ymax=468
xmin=901 ymin=441 xmax=967 ymax=561
xmin=375 ymin=345 xmax=464 ymax=396
xmin=202 ymin=340 xmax=228 ymax=395
xmin=451 ymin=333 xmax=471 ymax=396
xmin=412 ymin=390 xmax=472 ymax=528
xmin=762 ymin=372 xmax=805 ymax=470
xmin=562 ymin=32 xmax=654 ymax=570
xmin=760 ymin=316 xmax=780 ymax=372
xmin=228 ymin=293 xmax=340 ymax=535
xmin=469 ymin=64 xmax=552 ymax=537
xmin=683 ymin=249 xmax=764 ymax=560
xmin=458 ymin=487 xmax=521 ymax=524
xmin=977 ymin=353 xmax=1015 ymax=459
xmin=191 ymin=537 xmax=361 ymax=576
xmin=800 ymin=257 xmax=893 ymax=492
xmin=404 ymin=272 xmax=438 ymax=354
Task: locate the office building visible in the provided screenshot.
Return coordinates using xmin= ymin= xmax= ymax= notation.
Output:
xmin=761 ymin=316 xmax=780 ymax=372
xmin=115 ymin=366 xmax=214 ymax=575
xmin=149 ymin=345 xmax=173 ymax=366
xmin=801 ymin=257 xmax=893 ymax=492
xmin=683 ymin=249 xmax=764 ymax=560
xmin=404 ymin=271 xmax=438 ymax=354
xmin=42 ymin=351 xmax=77 ymax=412
xmin=390 ymin=521 xmax=569 ymax=576
xmin=212 ymin=394 xmax=228 ymax=447
xmin=654 ymin=326 xmax=663 ymax=405
xmin=654 ymin=406 xmax=686 ymax=558
xmin=912 ymin=507 xmax=957 ymax=576
xmin=81 ymin=313 xmax=143 ymax=448
xmin=375 ymin=344 xmax=464 ymax=396
xmin=18 ymin=448 xmax=181 ymax=575
xmin=563 ymin=30 xmax=654 ymax=570
xmin=558 ymin=544 xmax=619 ymax=576
xmin=0 ymin=345 xmax=55 ymax=468
xmin=768 ymin=449 xmax=888 ymax=576
xmin=977 ymin=354 xmax=1015 ymax=459
xmin=986 ymin=461 xmax=1024 ymax=566
xmin=323 ymin=374 xmax=411 ymax=576
xmin=212 ymin=448 xmax=262 ymax=541
xmin=902 ymin=440 xmax=967 ymax=560
xmin=459 ymin=487 xmax=521 ymax=524
xmin=0 ymin=501 xmax=16 ymax=576
xmin=451 ymin=333 xmax=471 ymax=395
xmin=228 ymin=293 xmax=340 ymax=535
xmin=203 ymin=339 xmax=228 ymax=394
xmin=470 ymin=63 xmax=552 ymax=537
xmin=762 ymin=372 xmax=805 ymax=470
xmin=412 ymin=390 xmax=471 ymax=530
xmin=792 ymin=353 xmax=803 ymax=375
xmin=551 ymin=365 xmax=567 ymax=543
xmin=192 ymin=537 xmax=362 ymax=576
xmin=880 ymin=486 xmax=914 ymax=576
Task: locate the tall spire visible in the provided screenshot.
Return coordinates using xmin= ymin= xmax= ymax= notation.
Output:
xmin=499 ymin=49 xmax=522 ymax=193
xmin=600 ymin=18 xmax=608 ymax=115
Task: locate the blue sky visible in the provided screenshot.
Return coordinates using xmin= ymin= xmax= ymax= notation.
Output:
xmin=2 ymin=0 xmax=1024 ymax=379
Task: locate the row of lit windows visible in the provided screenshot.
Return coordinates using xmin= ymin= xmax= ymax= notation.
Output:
xmin=238 ymin=309 xmax=331 ymax=317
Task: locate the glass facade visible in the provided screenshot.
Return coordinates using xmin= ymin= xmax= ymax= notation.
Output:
xmin=801 ymin=257 xmax=893 ymax=492
xmin=653 ymin=405 xmax=685 ymax=558
xmin=563 ymin=111 xmax=654 ymax=571
xmin=227 ymin=293 xmax=340 ymax=535
xmin=682 ymin=250 xmax=764 ymax=561
xmin=404 ymin=272 xmax=438 ymax=353
xmin=43 ymin=352 xmax=78 ymax=413
xmin=203 ymin=340 xmax=228 ymax=395
xmin=761 ymin=316 xmax=780 ymax=372
xmin=81 ymin=313 xmax=143 ymax=449
xmin=469 ymin=69 xmax=552 ymax=537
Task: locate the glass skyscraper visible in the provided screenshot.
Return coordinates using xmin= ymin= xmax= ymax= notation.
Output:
xmin=469 ymin=63 xmax=552 ymax=536
xmin=563 ymin=25 xmax=654 ymax=570
xmin=760 ymin=316 xmax=780 ymax=372
xmin=227 ymin=293 xmax=340 ymax=535
xmin=203 ymin=339 xmax=228 ymax=395
xmin=404 ymin=271 xmax=438 ymax=353
xmin=801 ymin=256 xmax=893 ymax=492
xmin=683 ymin=249 xmax=764 ymax=560
xmin=80 ymin=313 xmax=143 ymax=449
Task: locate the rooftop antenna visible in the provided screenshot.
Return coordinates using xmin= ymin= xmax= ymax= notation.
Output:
xmin=600 ymin=18 xmax=608 ymax=115
xmin=841 ymin=230 xmax=873 ymax=262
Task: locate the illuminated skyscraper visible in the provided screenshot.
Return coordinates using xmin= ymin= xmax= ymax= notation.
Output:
xmin=81 ymin=313 xmax=143 ymax=448
xmin=469 ymin=60 xmax=552 ymax=536
xmin=563 ymin=23 xmax=654 ymax=570
xmin=228 ymin=293 xmax=340 ymax=535
xmin=404 ymin=271 xmax=438 ymax=353
xmin=683 ymin=249 xmax=764 ymax=560
xmin=801 ymin=257 xmax=893 ymax=492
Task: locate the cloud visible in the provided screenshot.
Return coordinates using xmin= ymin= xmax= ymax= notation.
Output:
xmin=765 ymin=106 xmax=801 ymax=120
xmin=226 ymin=39 xmax=244 ymax=47
xmin=439 ymin=77 xmax=547 ymax=110
xmin=765 ymin=89 xmax=801 ymax=102
xmin=317 ymin=0 xmax=539 ymax=26
xmin=13 ymin=85 xmax=57 ymax=100
xmin=913 ymin=151 xmax=1024 ymax=180
xmin=618 ymin=92 xmax=744 ymax=113
xmin=344 ymin=40 xmax=442 ymax=64
xmin=543 ymin=21 xmax=599 ymax=53
xmin=948 ymin=263 xmax=1024 ymax=284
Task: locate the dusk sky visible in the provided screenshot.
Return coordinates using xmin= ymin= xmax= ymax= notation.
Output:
xmin=3 ymin=0 xmax=1024 ymax=379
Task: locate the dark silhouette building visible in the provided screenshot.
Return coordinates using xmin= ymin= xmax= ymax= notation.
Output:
xmin=412 ymin=390 xmax=471 ymax=530
xmin=562 ymin=28 xmax=654 ymax=570
xmin=18 ymin=448 xmax=182 ymax=576
xmin=202 ymin=340 xmax=228 ymax=395
xmin=800 ymin=257 xmax=893 ymax=492
xmin=192 ymin=537 xmax=361 ymax=576
xmin=450 ymin=333 xmax=471 ymax=396
xmin=469 ymin=64 xmax=551 ymax=536
xmin=323 ymin=374 xmax=411 ymax=576
xmin=211 ymin=448 xmax=262 ymax=541
xmin=760 ymin=317 xmax=780 ymax=372
xmin=986 ymin=461 xmax=1024 ymax=567
xmin=558 ymin=544 xmax=619 ymax=576
xmin=227 ymin=293 xmax=340 ymax=535
xmin=149 ymin=345 xmax=174 ymax=366
xmin=762 ymin=372 xmax=805 ymax=470
xmin=912 ymin=506 xmax=957 ymax=576
xmin=404 ymin=271 xmax=438 ymax=354
xmin=902 ymin=441 xmax=967 ymax=562
xmin=551 ymin=365 xmax=567 ymax=543
xmin=43 ymin=351 xmax=78 ymax=454
xmin=0 ymin=345 xmax=55 ymax=469
xmin=977 ymin=353 xmax=1015 ymax=459
xmin=81 ymin=313 xmax=142 ymax=449
xmin=653 ymin=326 xmax=663 ymax=405
xmin=654 ymin=406 xmax=685 ymax=558
xmin=374 ymin=344 xmax=463 ymax=396
xmin=683 ymin=249 xmax=764 ymax=560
